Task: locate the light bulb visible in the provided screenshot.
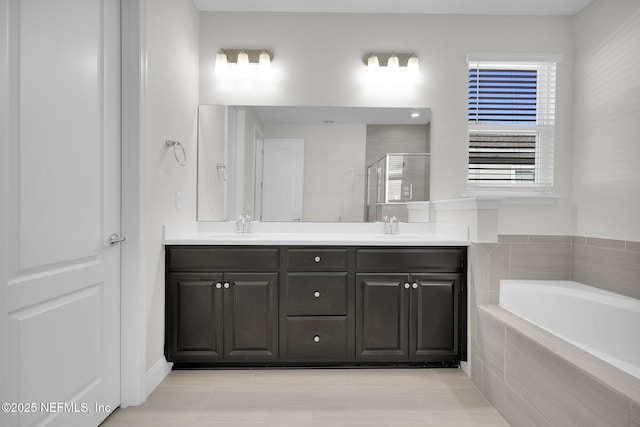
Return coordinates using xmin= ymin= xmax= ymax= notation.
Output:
xmin=237 ymin=51 xmax=249 ymax=73
xmin=367 ymin=54 xmax=379 ymax=69
xmin=214 ymin=51 xmax=228 ymax=75
xmin=387 ymin=54 xmax=400 ymax=69
xmin=259 ymin=51 xmax=271 ymax=73
xmin=407 ymin=54 xmax=419 ymax=77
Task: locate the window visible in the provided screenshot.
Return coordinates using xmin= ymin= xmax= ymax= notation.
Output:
xmin=467 ymin=58 xmax=557 ymax=189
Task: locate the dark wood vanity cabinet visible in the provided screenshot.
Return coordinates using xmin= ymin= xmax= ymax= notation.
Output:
xmin=281 ymin=248 xmax=354 ymax=362
xmin=166 ymin=272 xmax=223 ymax=362
xmin=165 ymin=247 xmax=279 ymax=364
xmin=165 ymin=245 xmax=466 ymax=367
xmin=355 ymin=248 xmax=466 ymax=363
xmin=356 ymin=273 xmax=462 ymax=362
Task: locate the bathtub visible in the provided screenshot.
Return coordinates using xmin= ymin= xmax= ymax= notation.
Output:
xmin=499 ymin=280 xmax=640 ymax=380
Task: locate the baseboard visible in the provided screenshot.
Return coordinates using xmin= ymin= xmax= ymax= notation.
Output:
xmin=145 ymin=357 xmax=173 ymax=398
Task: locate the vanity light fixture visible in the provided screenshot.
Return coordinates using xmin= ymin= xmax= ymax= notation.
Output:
xmin=364 ymin=52 xmax=420 ymax=76
xmin=214 ymin=49 xmax=273 ymax=76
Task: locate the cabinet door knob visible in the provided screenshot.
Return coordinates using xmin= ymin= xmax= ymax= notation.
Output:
xmin=313 ymin=335 xmax=320 ymax=343
xmin=215 ymin=283 xmax=222 ymax=289
xmin=404 ymin=283 xmax=410 ymax=289
xmin=412 ymin=282 xmax=418 ymax=289
xmin=314 ymin=256 xmax=321 ymax=263
xmin=223 ymin=282 xmax=230 ymax=289
xmin=314 ymin=291 xmax=320 ymax=298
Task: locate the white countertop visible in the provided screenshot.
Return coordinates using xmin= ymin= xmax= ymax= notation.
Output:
xmin=163 ymin=222 xmax=469 ymax=246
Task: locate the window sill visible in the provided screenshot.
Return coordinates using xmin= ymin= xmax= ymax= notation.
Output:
xmin=464 ymin=186 xmax=561 ymax=206
xmin=433 ymin=194 xmax=561 ymax=212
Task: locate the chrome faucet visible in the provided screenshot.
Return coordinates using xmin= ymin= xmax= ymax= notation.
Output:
xmin=382 ymin=216 xmax=399 ymax=234
xmin=236 ymin=214 xmax=252 ymax=233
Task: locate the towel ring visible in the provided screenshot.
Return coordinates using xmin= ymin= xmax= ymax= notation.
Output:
xmin=165 ymin=140 xmax=186 ymax=166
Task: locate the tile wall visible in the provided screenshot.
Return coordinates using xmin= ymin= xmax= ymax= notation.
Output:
xmin=572 ymin=236 xmax=640 ymax=300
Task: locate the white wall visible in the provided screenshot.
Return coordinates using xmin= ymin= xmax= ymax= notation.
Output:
xmin=199 ymin=12 xmax=575 ymax=235
xmin=145 ymin=0 xmax=199 ymax=370
xmin=573 ymin=0 xmax=640 ymax=241
xmin=264 ymin=124 xmax=367 ymax=221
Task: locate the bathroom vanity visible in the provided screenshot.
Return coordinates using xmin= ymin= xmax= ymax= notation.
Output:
xmin=163 ymin=222 xmax=468 ymax=368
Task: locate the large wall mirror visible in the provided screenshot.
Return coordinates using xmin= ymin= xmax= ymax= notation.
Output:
xmin=197 ymin=105 xmax=431 ymax=222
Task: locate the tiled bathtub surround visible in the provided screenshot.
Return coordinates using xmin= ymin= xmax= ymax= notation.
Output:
xmin=572 ymin=236 xmax=640 ymax=301
xmin=470 ymin=235 xmax=640 ymax=426
xmin=469 ymin=235 xmax=572 ymax=309
xmin=470 ymin=235 xmax=640 ymax=304
xmin=477 ymin=306 xmax=639 ymax=427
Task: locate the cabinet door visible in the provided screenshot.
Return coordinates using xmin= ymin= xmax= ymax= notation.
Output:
xmin=224 ymin=273 xmax=279 ymax=361
xmin=356 ymin=274 xmax=409 ymax=360
xmin=410 ymin=274 xmax=461 ymax=361
xmin=166 ymin=273 xmax=224 ymax=363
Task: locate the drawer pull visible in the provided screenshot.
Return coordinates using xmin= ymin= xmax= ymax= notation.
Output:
xmin=412 ymin=282 xmax=418 ymax=289
xmin=404 ymin=283 xmax=410 ymax=289
xmin=313 ymin=335 xmax=320 ymax=343
xmin=223 ymin=282 xmax=230 ymax=289
xmin=314 ymin=291 xmax=321 ymax=298
xmin=215 ymin=283 xmax=222 ymax=289
xmin=314 ymin=256 xmax=321 ymax=263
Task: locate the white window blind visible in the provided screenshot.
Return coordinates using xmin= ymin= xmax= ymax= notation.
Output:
xmin=468 ymin=60 xmax=556 ymax=187
xmin=387 ymin=155 xmax=404 ymax=201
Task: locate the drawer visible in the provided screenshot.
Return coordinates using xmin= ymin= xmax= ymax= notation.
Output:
xmin=356 ymin=247 xmax=465 ymax=272
xmin=285 ymin=317 xmax=349 ymax=360
xmin=167 ymin=246 xmax=279 ymax=271
xmin=285 ymin=273 xmax=348 ymax=315
xmin=286 ymin=248 xmax=348 ymax=271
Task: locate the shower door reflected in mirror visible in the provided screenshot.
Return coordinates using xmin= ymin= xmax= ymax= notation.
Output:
xmin=366 ymin=153 xmax=431 ymax=222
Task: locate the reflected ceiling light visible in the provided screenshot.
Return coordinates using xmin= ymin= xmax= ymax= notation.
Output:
xmin=214 ymin=49 xmax=274 ymax=77
xmin=411 ymin=112 xmax=421 ymax=118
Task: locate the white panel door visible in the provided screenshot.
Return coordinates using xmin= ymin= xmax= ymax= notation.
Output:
xmin=0 ymin=1 xmax=121 ymax=426
xmin=261 ymin=138 xmax=304 ymax=221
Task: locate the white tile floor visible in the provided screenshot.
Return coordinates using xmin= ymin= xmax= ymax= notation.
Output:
xmin=100 ymin=368 xmax=510 ymax=426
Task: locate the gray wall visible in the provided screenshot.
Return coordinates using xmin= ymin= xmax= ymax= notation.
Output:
xmin=365 ymin=123 xmax=430 ymax=167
